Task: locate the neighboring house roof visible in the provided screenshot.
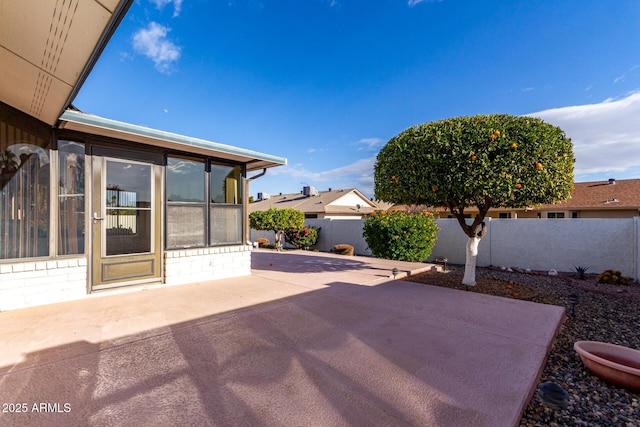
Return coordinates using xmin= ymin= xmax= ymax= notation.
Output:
xmin=249 ymin=188 xmax=389 ymax=215
xmin=58 ymin=110 xmax=286 ymax=171
xmin=0 ymin=0 xmax=133 ymax=125
xmin=388 ymin=178 xmax=640 ymax=213
xmin=539 ymin=178 xmax=640 ymax=211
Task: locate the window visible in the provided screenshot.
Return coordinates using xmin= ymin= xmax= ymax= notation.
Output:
xmin=571 ymin=211 xmax=580 ymax=219
xmin=498 ymin=212 xmax=512 ymax=219
xmin=210 ymin=163 xmax=242 ymax=245
xmin=105 ymin=160 xmax=152 ymax=255
xmin=165 ymin=157 xmax=244 ymax=248
xmin=547 ymin=212 xmax=565 ymax=219
xmin=58 ymin=141 xmax=85 ymax=255
xmin=166 ymin=157 xmax=206 ymax=248
xmin=1 ymin=105 xmax=50 ymax=260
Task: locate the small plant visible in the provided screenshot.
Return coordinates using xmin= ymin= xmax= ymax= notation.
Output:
xmin=573 ymin=265 xmax=590 ymax=280
xmin=596 ymin=269 xmax=630 ymax=286
xmin=284 ymin=226 xmax=320 ymax=249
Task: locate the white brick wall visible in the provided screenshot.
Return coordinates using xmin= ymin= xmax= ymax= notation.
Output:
xmin=0 ymin=257 xmax=88 ymax=311
xmin=0 ymin=246 xmax=253 ymax=311
xmin=164 ymin=244 xmax=252 ymax=286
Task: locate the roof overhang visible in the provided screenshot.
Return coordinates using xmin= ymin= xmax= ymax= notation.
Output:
xmin=0 ymin=0 xmax=133 ymax=125
xmin=59 ymin=110 xmax=287 ymax=171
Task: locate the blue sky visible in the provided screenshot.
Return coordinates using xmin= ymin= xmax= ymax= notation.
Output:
xmin=74 ymin=0 xmax=640 ymax=198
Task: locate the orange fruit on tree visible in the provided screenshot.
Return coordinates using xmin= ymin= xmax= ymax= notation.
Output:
xmin=471 ymin=155 xmax=477 ymax=161
xmin=535 ymin=162 xmax=543 ymax=169
xmin=515 ymin=183 xmax=521 ymax=189
xmin=510 ymin=143 xmax=517 ymax=149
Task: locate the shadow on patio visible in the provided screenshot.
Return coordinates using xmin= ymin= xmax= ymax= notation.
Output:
xmin=0 ymin=255 xmax=564 ymax=427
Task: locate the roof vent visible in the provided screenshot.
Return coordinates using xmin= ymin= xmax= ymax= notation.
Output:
xmin=257 ymin=192 xmax=270 ymax=200
xmin=609 ymin=178 xmax=616 ymax=185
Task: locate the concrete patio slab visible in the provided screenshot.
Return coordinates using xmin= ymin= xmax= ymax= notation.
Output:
xmin=0 ymin=250 xmax=564 ymax=426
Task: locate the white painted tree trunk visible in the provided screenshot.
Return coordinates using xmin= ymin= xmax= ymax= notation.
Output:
xmin=462 ymin=236 xmax=481 ymax=286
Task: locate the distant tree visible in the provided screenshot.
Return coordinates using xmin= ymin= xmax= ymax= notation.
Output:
xmin=374 ymin=114 xmax=574 ymax=285
xmin=249 ymin=207 xmax=305 ymax=250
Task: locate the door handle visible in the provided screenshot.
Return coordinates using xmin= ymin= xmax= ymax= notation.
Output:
xmin=93 ymin=212 xmax=104 ymax=223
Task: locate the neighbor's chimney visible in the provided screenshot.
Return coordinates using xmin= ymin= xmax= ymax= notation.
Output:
xmin=609 ymin=178 xmax=616 ymax=185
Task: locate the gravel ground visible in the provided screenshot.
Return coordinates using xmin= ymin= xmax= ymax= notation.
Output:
xmin=404 ymin=265 xmax=640 ymax=427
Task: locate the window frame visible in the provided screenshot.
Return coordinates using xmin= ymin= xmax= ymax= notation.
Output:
xmin=165 ymin=155 xmax=208 ymax=249
xmin=164 ymin=154 xmax=245 ymax=250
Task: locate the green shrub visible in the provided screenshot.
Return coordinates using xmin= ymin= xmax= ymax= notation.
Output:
xmin=284 ymin=226 xmax=320 ymax=249
xmin=363 ymin=210 xmax=438 ymax=262
xmin=596 ymin=269 xmax=630 ymax=285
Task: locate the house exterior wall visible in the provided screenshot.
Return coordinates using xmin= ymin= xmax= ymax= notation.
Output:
xmin=577 ymin=209 xmax=638 ymax=218
xmin=0 ymin=102 xmax=269 ymax=311
xmin=164 ymin=245 xmax=252 ymax=286
xmin=0 ymin=245 xmax=253 ymax=311
xmin=0 ymin=257 xmax=87 ymax=311
xmin=479 ymin=208 xmax=639 ymax=219
xmin=328 ymin=192 xmax=374 ymax=207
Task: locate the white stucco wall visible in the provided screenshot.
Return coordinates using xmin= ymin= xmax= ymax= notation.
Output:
xmin=251 ymin=217 xmax=640 ymax=277
xmin=428 ymin=218 xmax=637 ymax=277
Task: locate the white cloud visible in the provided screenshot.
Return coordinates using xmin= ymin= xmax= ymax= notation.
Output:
xmin=269 ymin=157 xmax=376 ymax=182
xmin=149 ymin=0 xmax=183 ymax=17
xmin=408 ymin=0 xmax=441 ymax=6
xmin=528 ymin=92 xmax=640 ymax=180
xmin=613 ymin=65 xmax=639 ymax=84
xmin=132 ymin=22 xmax=181 ymax=73
xmin=355 ymin=137 xmax=385 ymax=151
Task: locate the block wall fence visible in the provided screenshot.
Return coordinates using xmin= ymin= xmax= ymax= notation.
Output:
xmin=251 ymin=218 xmax=640 ymax=279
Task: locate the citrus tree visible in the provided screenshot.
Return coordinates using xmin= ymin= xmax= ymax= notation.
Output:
xmin=374 ymin=114 xmax=574 ymax=285
xmin=249 ymin=207 xmax=305 ymax=250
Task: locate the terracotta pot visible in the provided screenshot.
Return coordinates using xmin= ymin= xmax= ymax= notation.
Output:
xmin=574 ymin=340 xmax=640 ymax=392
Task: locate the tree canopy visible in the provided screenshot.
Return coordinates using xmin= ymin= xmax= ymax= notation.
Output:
xmin=249 ymin=207 xmax=305 ymax=233
xmin=374 ymin=114 xmax=574 ymax=237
